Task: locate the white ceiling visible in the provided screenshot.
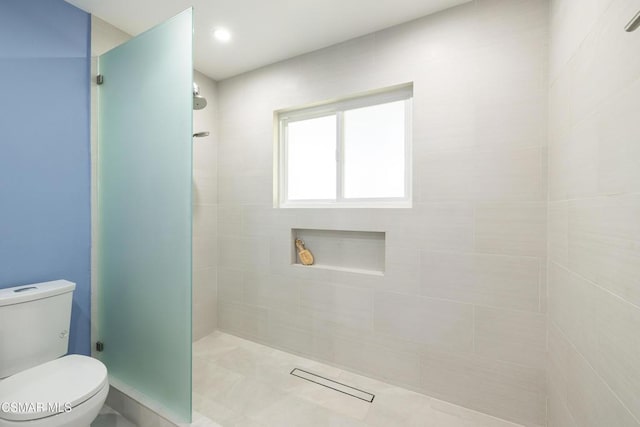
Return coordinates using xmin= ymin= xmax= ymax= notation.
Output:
xmin=66 ymin=0 xmax=470 ymax=80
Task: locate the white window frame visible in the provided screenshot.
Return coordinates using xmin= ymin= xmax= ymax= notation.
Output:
xmin=276 ymin=84 xmax=413 ymax=209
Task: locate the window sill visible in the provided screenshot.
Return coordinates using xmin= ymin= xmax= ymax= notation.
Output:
xmin=279 ymin=201 xmax=412 ymax=209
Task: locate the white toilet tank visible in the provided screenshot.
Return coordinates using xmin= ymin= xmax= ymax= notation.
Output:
xmin=0 ymin=280 xmax=76 ymax=379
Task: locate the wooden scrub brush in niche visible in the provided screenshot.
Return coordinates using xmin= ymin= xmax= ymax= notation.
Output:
xmin=295 ymin=239 xmax=314 ymax=266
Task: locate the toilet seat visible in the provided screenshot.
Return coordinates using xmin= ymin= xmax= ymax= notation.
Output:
xmin=0 ymin=355 xmax=107 ymax=422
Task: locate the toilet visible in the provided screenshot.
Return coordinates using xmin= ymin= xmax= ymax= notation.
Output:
xmin=0 ymin=280 xmax=108 ymax=427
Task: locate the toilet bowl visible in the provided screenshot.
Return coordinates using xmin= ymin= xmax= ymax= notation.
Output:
xmin=0 ymin=355 xmax=108 ymax=427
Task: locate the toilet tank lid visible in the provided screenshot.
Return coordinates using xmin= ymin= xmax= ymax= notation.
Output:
xmin=0 ymin=280 xmax=75 ymax=307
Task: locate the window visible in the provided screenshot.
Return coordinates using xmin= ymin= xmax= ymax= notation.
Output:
xmin=277 ymin=84 xmax=412 ymax=208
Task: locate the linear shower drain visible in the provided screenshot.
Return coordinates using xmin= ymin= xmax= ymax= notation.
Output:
xmin=290 ymin=368 xmax=375 ymax=402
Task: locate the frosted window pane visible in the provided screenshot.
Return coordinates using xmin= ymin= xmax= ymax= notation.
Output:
xmin=287 ymin=115 xmax=336 ymax=200
xmin=343 ymin=100 xmax=405 ymax=199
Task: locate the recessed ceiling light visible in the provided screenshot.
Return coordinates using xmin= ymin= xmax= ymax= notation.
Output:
xmin=213 ymin=28 xmax=232 ymax=43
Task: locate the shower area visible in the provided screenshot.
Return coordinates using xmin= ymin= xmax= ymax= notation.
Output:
xmin=88 ymin=0 xmax=640 ymax=426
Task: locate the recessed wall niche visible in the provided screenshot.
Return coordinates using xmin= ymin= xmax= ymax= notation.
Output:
xmin=291 ymin=228 xmax=385 ymax=275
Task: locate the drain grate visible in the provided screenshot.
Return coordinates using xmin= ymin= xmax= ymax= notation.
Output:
xmin=290 ymin=368 xmax=375 ymax=403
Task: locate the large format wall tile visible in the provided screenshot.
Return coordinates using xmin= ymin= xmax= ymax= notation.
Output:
xmin=420 ymin=349 xmax=546 ymax=427
xmin=548 ymin=263 xmax=598 ymax=363
xmin=374 ymin=291 xmax=474 ymax=351
xmin=566 ymin=345 xmax=639 ymax=427
xmin=421 ymin=251 xmax=541 ymax=312
xmin=474 ymin=306 xmax=547 ymax=369
xmin=595 ymin=287 xmax=640 ymax=422
xmin=568 ymin=195 xmax=640 ymax=307
xmin=301 ymin=281 xmax=374 ymax=332
xmin=474 ymin=202 xmax=547 ymax=257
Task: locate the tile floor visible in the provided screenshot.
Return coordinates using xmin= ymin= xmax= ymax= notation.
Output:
xmin=193 ymin=331 xmax=524 ymax=427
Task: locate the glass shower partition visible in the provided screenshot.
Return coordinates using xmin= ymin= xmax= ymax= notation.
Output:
xmin=96 ymin=8 xmax=193 ymax=422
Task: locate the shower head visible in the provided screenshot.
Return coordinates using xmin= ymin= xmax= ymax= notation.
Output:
xmin=193 ymin=95 xmax=207 ymax=110
xmin=193 ymin=82 xmax=208 ymax=110
xmin=626 ymin=9 xmax=640 ymax=32
xmin=193 ymin=131 xmax=210 ymax=138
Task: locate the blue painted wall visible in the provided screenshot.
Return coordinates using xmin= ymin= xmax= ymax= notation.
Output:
xmin=0 ymin=0 xmax=91 ymax=355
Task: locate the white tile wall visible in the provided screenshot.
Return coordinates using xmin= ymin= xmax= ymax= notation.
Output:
xmin=421 ymin=251 xmax=541 ymax=311
xmin=216 ymin=1 xmax=549 ymax=425
xmin=420 ymin=349 xmax=546 ymax=426
xmin=548 ymin=0 xmax=640 ymax=426
xmin=374 ymin=291 xmax=474 ymax=351
xmin=474 ymin=202 xmax=547 ymax=257
xmin=192 ymin=71 xmax=219 ymax=341
xmin=474 ymin=306 xmax=547 ymax=369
